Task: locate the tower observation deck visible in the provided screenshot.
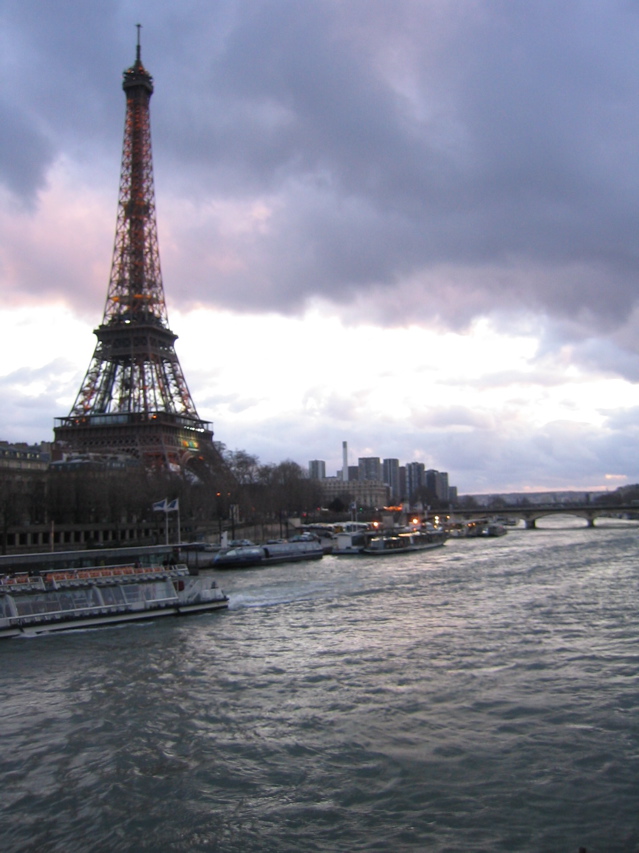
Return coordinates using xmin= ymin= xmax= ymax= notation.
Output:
xmin=54 ymin=32 xmax=220 ymax=476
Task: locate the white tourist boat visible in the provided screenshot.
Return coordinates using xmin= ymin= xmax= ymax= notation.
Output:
xmin=0 ymin=563 xmax=228 ymax=639
xmin=361 ymin=528 xmax=448 ymax=555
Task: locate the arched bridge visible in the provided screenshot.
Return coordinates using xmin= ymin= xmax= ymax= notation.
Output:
xmin=437 ymin=504 xmax=639 ymax=529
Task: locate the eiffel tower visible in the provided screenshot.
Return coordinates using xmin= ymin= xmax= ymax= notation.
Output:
xmin=54 ymin=30 xmax=218 ymax=476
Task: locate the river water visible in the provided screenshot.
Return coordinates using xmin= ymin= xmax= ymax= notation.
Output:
xmin=1 ymin=518 xmax=639 ymax=852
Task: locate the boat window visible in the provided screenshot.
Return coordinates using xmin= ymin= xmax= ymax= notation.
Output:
xmin=121 ymin=585 xmax=142 ymax=604
xmin=57 ymin=593 xmax=76 ymax=612
xmin=13 ymin=592 xmax=84 ymax=616
xmin=100 ymin=586 xmax=126 ymax=606
xmin=141 ymin=580 xmax=178 ymax=603
xmin=70 ymin=589 xmax=102 ymax=609
xmin=13 ymin=599 xmax=34 ymax=616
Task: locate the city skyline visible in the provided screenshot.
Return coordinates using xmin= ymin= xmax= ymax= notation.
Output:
xmin=2 ymin=3 xmax=639 ymax=494
xmin=308 ymin=442 xmax=453 ymax=506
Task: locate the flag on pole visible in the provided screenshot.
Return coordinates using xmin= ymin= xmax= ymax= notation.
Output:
xmin=152 ymin=499 xmax=168 ymax=512
xmin=167 ymin=498 xmax=179 ymax=512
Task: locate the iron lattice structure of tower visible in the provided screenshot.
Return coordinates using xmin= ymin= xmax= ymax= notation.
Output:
xmin=55 ymin=35 xmax=217 ymax=475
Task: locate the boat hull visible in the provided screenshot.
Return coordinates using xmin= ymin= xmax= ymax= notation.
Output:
xmin=213 ymin=538 xmax=324 ymax=569
xmin=0 ymin=599 xmax=229 ymax=639
xmin=362 ymin=541 xmax=447 ymax=555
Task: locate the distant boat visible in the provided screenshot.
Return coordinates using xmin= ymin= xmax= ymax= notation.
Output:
xmin=446 ymin=520 xmax=483 ymax=538
xmin=332 ymin=529 xmax=376 ymax=555
xmin=302 ymin=522 xmax=373 ymax=555
xmin=213 ymin=534 xmax=324 ymax=569
xmin=483 ymin=524 xmax=508 ymax=537
xmin=361 ymin=528 xmax=448 ymax=556
xmin=0 ymin=563 xmax=228 ymax=639
xmin=332 ymin=526 xmax=448 ymax=555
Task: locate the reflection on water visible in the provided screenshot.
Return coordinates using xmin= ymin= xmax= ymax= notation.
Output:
xmin=2 ymin=522 xmax=639 ymax=852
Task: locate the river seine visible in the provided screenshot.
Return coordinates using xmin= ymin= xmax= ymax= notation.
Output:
xmin=2 ymin=518 xmax=639 ymax=852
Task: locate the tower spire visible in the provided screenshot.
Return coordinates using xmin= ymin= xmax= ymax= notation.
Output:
xmin=54 ymin=37 xmax=219 ymax=475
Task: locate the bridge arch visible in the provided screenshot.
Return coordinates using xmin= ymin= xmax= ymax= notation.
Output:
xmin=522 ymin=511 xmax=596 ymax=529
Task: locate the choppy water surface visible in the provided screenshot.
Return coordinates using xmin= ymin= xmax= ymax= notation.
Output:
xmin=2 ymin=519 xmax=639 ymax=852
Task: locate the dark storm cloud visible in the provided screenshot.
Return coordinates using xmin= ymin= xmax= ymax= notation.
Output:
xmin=5 ymin=0 xmax=639 ymax=340
xmin=0 ymin=0 xmax=130 ymax=201
xmin=147 ymin=0 xmax=639 ymax=337
xmin=0 ymin=100 xmax=53 ymax=201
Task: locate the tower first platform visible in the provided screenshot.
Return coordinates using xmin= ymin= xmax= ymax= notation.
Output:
xmin=55 ymin=33 xmax=217 ymax=474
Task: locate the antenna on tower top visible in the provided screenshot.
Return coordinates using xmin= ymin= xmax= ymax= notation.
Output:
xmin=136 ymin=23 xmax=142 ymax=62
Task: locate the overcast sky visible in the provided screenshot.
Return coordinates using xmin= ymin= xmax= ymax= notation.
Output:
xmin=2 ymin=0 xmax=639 ymax=494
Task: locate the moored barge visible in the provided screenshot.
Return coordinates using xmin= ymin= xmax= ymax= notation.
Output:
xmin=213 ymin=534 xmax=324 ymax=569
xmin=361 ymin=529 xmax=448 ymax=555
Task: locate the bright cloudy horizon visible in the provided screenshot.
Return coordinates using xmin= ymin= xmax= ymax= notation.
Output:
xmin=2 ymin=0 xmax=639 ymax=495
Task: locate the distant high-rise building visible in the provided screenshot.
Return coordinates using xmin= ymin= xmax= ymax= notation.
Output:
xmin=439 ymin=471 xmax=449 ymax=502
xmin=308 ymin=460 xmax=326 ymax=480
xmin=406 ymin=462 xmax=425 ymax=500
xmin=425 ymin=469 xmax=450 ymax=502
xmin=382 ymin=458 xmax=400 ymax=502
xmin=320 ymin=477 xmax=389 ymax=509
xmin=342 ymin=441 xmax=349 ymax=481
xmin=358 ymin=457 xmax=382 ymax=481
